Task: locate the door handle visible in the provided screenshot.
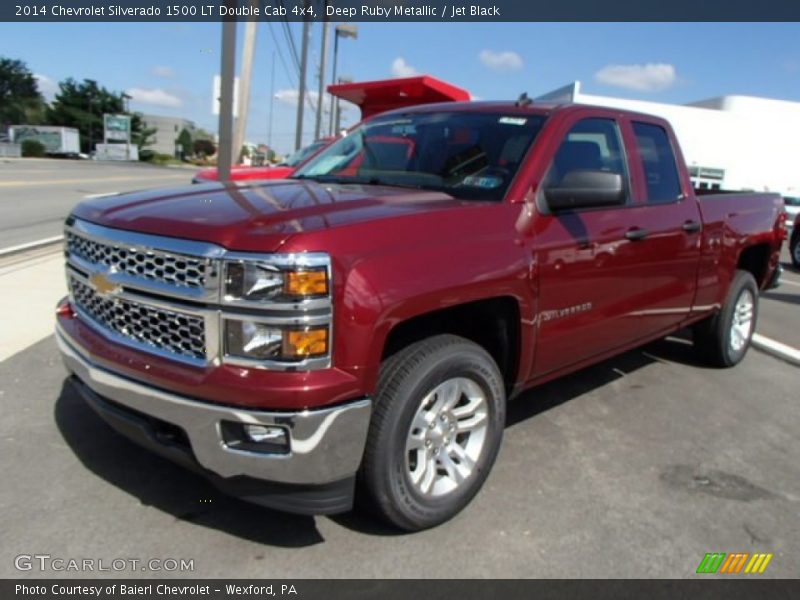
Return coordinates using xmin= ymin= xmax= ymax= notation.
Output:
xmin=625 ymin=227 xmax=649 ymax=241
xmin=682 ymin=220 xmax=702 ymax=233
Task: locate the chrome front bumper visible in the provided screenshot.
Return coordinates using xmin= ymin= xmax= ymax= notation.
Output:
xmin=56 ymin=326 xmax=372 ymax=487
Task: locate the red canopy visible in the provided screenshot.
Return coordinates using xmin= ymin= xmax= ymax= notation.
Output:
xmin=327 ymin=76 xmax=471 ymax=120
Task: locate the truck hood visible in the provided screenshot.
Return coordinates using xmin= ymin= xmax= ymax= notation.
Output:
xmin=71 ymin=179 xmax=466 ymax=252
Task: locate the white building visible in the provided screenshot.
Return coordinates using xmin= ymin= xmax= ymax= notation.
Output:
xmin=537 ymin=82 xmax=800 ymax=198
xmin=141 ymin=114 xmax=196 ymax=157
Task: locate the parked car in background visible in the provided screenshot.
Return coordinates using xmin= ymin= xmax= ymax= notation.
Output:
xmin=192 ymin=76 xmax=471 ymax=184
xmin=784 ymin=195 xmax=800 ymax=226
xmin=791 ymin=213 xmax=800 ymax=268
xmin=191 ymin=139 xmax=331 ymax=183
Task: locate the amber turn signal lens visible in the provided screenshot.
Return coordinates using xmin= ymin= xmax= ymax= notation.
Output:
xmin=282 ymin=328 xmax=329 ymax=358
xmin=285 ymin=269 xmax=328 ymax=296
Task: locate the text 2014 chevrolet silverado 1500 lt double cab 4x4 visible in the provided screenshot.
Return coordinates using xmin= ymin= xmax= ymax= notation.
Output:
xmin=56 ymin=101 xmax=785 ymax=531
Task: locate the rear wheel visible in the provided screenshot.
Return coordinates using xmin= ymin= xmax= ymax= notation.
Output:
xmin=359 ymin=335 xmax=506 ymax=531
xmin=694 ymin=270 xmax=758 ymax=367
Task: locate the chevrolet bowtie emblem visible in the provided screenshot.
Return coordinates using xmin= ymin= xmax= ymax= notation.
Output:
xmin=88 ymin=271 xmax=121 ymax=298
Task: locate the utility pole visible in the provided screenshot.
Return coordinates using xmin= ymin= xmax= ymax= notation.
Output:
xmin=294 ymin=0 xmax=311 ymax=151
xmin=217 ymin=13 xmax=237 ymax=182
xmin=314 ymin=16 xmax=329 ymax=140
xmin=233 ymin=10 xmax=258 ymax=164
xmin=267 ymin=51 xmax=275 ymax=151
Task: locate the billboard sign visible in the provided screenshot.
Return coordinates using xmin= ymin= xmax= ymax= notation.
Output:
xmin=104 ymin=114 xmax=131 ymax=142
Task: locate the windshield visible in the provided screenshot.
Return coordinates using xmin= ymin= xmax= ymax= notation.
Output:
xmin=281 ymin=140 xmax=328 ymax=167
xmin=293 ymin=111 xmax=546 ymax=201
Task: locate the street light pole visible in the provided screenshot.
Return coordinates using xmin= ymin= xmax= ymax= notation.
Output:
xmin=294 ymin=1 xmax=312 ymax=151
xmin=335 ymin=75 xmax=353 ymax=134
xmin=328 ymin=31 xmax=339 ymax=137
xmin=328 ymin=24 xmax=357 ymax=136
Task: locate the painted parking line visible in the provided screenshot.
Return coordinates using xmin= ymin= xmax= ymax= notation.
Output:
xmin=0 ymin=235 xmax=64 ymax=257
xmin=752 ymin=333 xmax=800 ymax=367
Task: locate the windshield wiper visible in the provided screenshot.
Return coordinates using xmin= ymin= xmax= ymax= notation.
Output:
xmin=292 ymin=174 xmax=446 ymax=193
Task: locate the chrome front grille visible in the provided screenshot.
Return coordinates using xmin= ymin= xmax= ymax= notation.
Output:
xmin=66 ymin=230 xmax=210 ymax=289
xmin=70 ymin=276 xmax=207 ymax=361
xmin=64 ymin=218 xmax=331 ymax=370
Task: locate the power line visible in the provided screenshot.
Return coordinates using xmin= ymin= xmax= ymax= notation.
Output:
xmin=266 ymin=20 xmax=297 ymax=87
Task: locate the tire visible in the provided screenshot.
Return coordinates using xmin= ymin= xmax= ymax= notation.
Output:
xmin=693 ymin=270 xmax=758 ymax=368
xmin=790 ymin=229 xmax=800 ymax=270
xmin=359 ymin=334 xmax=506 ymax=531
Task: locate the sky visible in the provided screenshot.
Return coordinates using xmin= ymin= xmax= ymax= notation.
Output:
xmin=2 ymin=21 xmax=800 ymax=155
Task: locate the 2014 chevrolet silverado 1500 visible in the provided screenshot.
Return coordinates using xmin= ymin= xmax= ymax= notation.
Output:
xmin=56 ymin=101 xmax=786 ymax=531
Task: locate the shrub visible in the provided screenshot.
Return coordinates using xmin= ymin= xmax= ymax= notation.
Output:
xmin=21 ymin=139 xmax=46 ymax=157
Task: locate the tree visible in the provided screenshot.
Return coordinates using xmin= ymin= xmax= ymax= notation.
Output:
xmin=0 ymin=57 xmax=46 ymax=130
xmin=176 ymin=127 xmax=193 ymax=159
xmin=47 ymin=78 xmax=151 ymax=155
xmin=48 ymin=78 xmax=122 ymax=153
xmin=193 ymin=138 xmax=216 ymax=157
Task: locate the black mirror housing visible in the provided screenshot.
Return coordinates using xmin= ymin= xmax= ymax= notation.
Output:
xmin=544 ymin=170 xmax=625 ymax=211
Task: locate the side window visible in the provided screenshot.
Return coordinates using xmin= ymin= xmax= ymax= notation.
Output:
xmin=633 ymin=122 xmax=682 ymax=204
xmin=544 ymin=117 xmax=628 ymax=203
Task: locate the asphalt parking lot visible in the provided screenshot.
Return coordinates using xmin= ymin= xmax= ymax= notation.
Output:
xmin=1 ymin=328 xmax=798 ymax=579
xmin=0 ymin=158 xmax=191 ymax=248
xmin=0 ymin=160 xmax=798 ymax=579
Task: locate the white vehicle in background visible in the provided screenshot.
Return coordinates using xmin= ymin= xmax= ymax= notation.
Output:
xmin=9 ymin=125 xmax=80 ymax=157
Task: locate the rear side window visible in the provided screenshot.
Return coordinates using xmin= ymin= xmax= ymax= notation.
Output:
xmin=633 ymin=122 xmax=682 ymax=204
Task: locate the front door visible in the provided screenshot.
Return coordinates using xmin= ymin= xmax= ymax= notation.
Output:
xmin=533 ymin=116 xmax=646 ymax=375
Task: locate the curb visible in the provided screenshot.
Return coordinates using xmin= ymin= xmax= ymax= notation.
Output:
xmin=0 ymin=236 xmax=64 ymax=258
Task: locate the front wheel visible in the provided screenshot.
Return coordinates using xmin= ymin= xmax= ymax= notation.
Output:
xmin=359 ymin=335 xmax=506 ymax=531
xmin=694 ymin=270 xmax=758 ymax=367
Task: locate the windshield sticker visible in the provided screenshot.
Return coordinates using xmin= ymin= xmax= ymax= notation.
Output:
xmin=463 ymin=175 xmax=503 ymax=189
xmin=498 ymin=117 xmax=527 ymax=126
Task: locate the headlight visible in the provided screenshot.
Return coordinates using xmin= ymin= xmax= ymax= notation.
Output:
xmin=223 ymin=257 xmax=330 ymax=304
xmin=224 ymin=319 xmax=329 ymax=362
xmin=220 ymin=253 xmax=332 ymax=368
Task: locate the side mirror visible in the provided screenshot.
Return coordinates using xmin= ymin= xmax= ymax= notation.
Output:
xmin=544 ymin=170 xmax=625 ymax=211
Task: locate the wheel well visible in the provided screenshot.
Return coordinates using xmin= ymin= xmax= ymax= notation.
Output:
xmin=381 ymin=297 xmax=521 ymax=392
xmin=737 ymin=243 xmax=770 ymax=287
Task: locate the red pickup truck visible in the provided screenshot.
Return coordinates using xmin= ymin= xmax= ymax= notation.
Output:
xmin=56 ymin=101 xmax=785 ymax=531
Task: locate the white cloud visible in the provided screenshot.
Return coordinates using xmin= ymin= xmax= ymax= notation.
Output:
xmin=152 ymin=65 xmax=175 ymax=78
xmin=126 ymin=87 xmax=183 ymax=108
xmin=594 ymin=63 xmax=677 ymax=92
xmin=274 ymin=89 xmax=331 ymax=112
xmin=390 ymin=57 xmax=418 ymax=78
xmin=479 ymin=50 xmax=523 ymax=72
xmin=34 ymin=73 xmax=58 ymax=99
